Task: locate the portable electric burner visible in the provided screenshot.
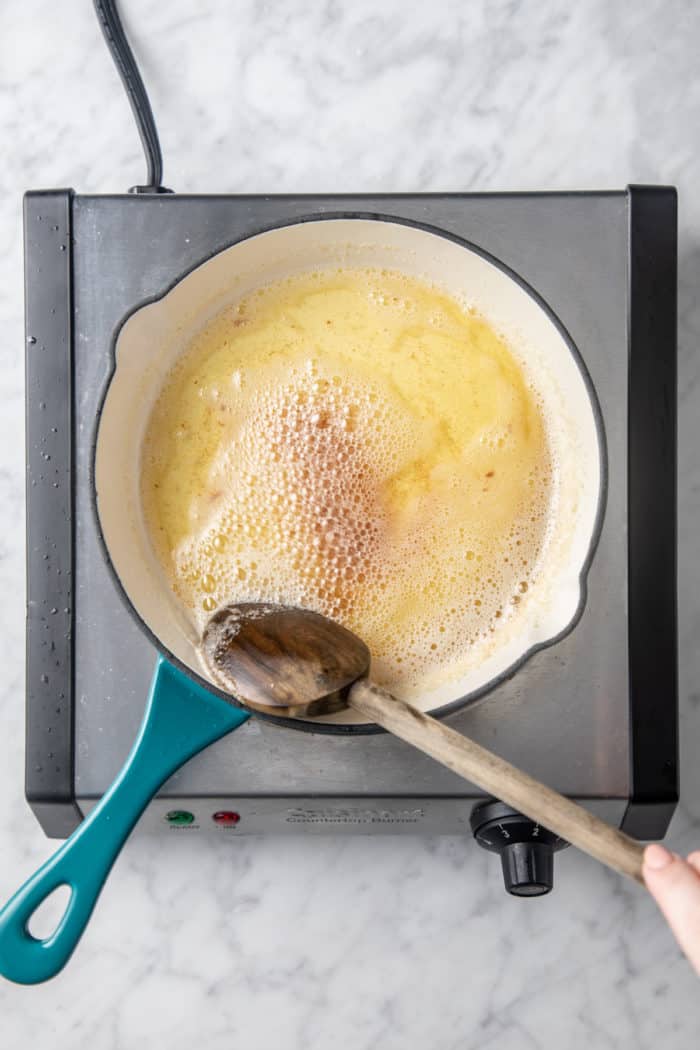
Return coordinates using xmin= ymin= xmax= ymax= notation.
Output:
xmin=23 ymin=5 xmax=678 ymax=899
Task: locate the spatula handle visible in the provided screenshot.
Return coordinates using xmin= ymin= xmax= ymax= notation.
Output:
xmin=349 ymin=680 xmax=645 ymax=883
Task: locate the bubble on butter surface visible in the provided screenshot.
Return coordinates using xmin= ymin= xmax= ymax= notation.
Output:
xmin=141 ymin=268 xmax=556 ymax=698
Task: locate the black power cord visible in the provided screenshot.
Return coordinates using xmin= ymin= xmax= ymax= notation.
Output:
xmin=92 ymin=0 xmax=172 ymax=193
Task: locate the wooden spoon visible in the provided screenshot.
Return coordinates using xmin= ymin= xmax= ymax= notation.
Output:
xmin=201 ymin=602 xmax=645 ymax=883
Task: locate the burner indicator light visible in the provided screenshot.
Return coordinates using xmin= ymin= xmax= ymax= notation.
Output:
xmin=213 ymin=810 xmax=241 ymax=826
xmin=166 ymin=810 xmax=195 ymax=826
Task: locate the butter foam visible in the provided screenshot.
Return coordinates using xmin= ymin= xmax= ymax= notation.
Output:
xmin=141 ymin=268 xmax=556 ymax=698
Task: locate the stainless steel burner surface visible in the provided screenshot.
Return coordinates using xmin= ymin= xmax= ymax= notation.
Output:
xmin=25 ymin=189 xmax=677 ymax=839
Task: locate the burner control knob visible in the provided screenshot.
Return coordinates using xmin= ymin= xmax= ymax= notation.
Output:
xmin=470 ymin=799 xmax=569 ymax=897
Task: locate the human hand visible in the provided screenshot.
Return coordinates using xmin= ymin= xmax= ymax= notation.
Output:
xmin=643 ymin=844 xmax=700 ymax=975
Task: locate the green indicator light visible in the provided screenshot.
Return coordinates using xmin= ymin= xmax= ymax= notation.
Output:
xmin=166 ymin=810 xmax=195 ymax=826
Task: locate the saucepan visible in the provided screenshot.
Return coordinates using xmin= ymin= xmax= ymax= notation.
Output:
xmin=0 ymin=217 xmax=604 ymax=983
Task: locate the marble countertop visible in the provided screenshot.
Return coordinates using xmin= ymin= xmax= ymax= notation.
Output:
xmin=2 ymin=0 xmax=700 ymax=1045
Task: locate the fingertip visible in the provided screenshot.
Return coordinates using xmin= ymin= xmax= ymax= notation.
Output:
xmin=643 ymin=848 xmax=700 ymax=976
xmin=643 ymin=843 xmax=674 ymax=872
xmin=687 ymin=851 xmax=700 ymax=874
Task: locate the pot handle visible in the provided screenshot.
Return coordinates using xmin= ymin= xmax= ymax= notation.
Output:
xmin=0 ymin=659 xmax=249 ymax=985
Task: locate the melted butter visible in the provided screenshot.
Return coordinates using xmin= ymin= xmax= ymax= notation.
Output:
xmin=141 ymin=269 xmax=554 ymax=697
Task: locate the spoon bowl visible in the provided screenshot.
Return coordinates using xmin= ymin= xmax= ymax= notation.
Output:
xmin=201 ymin=603 xmax=369 ymax=717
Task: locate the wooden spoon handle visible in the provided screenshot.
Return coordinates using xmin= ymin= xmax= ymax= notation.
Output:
xmin=349 ymin=679 xmax=645 ymax=884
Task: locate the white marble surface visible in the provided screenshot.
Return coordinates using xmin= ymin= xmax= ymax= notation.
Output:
xmin=1 ymin=0 xmax=700 ymax=1045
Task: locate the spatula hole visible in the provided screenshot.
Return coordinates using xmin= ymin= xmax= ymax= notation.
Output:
xmin=27 ymin=883 xmax=72 ymax=940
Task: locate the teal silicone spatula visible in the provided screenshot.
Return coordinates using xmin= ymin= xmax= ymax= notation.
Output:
xmin=0 ymin=658 xmax=250 ymax=985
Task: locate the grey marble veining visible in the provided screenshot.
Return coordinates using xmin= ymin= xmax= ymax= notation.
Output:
xmin=1 ymin=0 xmax=699 ymax=1046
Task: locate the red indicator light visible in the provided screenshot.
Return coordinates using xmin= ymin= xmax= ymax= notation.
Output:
xmin=213 ymin=810 xmax=240 ymax=826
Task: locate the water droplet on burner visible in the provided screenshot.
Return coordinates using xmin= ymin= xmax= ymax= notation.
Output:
xmin=27 ymin=335 xmax=36 ymax=345
xmin=59 ymin=244 xmax=66 ymax=252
